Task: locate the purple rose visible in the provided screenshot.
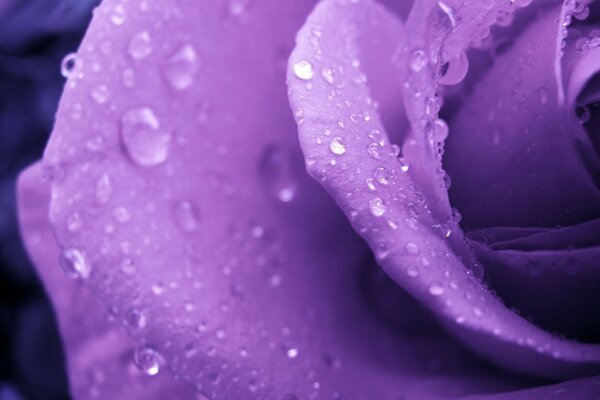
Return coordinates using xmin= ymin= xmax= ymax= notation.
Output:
xmin=15 ymin=0 xmax=600 ymax=398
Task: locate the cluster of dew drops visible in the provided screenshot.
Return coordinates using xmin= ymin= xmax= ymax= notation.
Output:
xmin=54 ymin=0 xmax=316 ymax=388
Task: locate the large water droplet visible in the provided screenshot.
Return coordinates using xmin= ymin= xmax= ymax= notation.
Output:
xmin=121 ymin=107 xmax=172 ymax=166
xmin=59 ymin=248 xmax=92 ymax=280
xmin=133 ymin=346 xmax=160 ymax=376
xmin=129 ymin=31 xmax=153 ymax=60
xmin=174 ymin=201 xmax=200 ymax=232
xmin=293 ymin=60 xmax=314 ymax=80
xmin=161 ymin=44 xmax=199 ymax=90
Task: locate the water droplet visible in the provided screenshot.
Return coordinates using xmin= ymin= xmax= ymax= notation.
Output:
xmin=96 ymin=174 xmax=112 ymax=204
xmin=410 ymin=49 xmax=428 ymax=72
xmin=321 ymin=67 xmax=335 ymax=84
xmin=438 ymin=51 xmax=469 ymax=86
xmin=90 ymin=84 xmax=109 ymax=104
xmin=286 ymin=348 xmax=298 ymax=359
xmin=59 ymin=248 xmax=92 ymax=280
xmin=126 ymin=308 xmax=147 ymax=330
xmin=122 ymin=68 xmax=135 ymax=88
xmin=133 ymin=346 xmax=160 ymax=376
xmin=61 ymin=53 xmax=80 ymax=78
xmin=405 ymin=242 xmax=419 ymax=255
xmin=67 ymin=213 xmax=83 ymax=232
xmin=129 ymin=31 xmax=153 ymax=60
xmin=539 ymin=87 xmax=548 ymax=104
xmin=293 ymin=60 xmax=314 ymax=80
xmin=113 ymin=206 xmax=131 ymax=223
xmin=366 ymin=142 xmax=382 ymax=159
xmin=369 ymin=197 xmax=385 ymax=217
xmin=174 ymin=201 xmax=200 ymax=232
xmin=428 ymin=283 xmax=444 ymax=296
xmin=121 ymin=107 xmax=172 ymax=166
xmin=229 ymin=0 xmax=251 ymax=15
xmin=398 ymin=157 xmax=410 ymax=172
xmin=425 ymin=118 xmax=449 ymax=142
xmin=259 ymin=146 xmax=299 ymax=203
xmin=162 ymin=44 xmax=199 ymax=90
xmin=110 ymin=4 xmax=126 ymax=25
xmin=329 ymin=137 xmax=346 ymax=155
xmin=406 ymin=265 xmax=419 ymax=277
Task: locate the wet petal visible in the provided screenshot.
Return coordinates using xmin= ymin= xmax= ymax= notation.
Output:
xmin=17 ymin=163 xmax=197 ymax=400
xmin=289 ymin=0 xmax=600 ymax=380
xmin=443 ymin=2 xmax=600 ymax=230
xmin=29 ymin=0 xmax=532 ymax=398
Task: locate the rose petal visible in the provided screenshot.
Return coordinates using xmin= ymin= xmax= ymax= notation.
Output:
xmin=27 ymin=0 xmax=533 ymax=397
xmin=443 ymin=2 xmax=600 ymax=230
xmin=466 ymin=376 xmax=600 ymax=400
xmin=289 ymin=0 xmax=600 ymax=380
xmin=17 ymin=163 xmax=197 ymax=400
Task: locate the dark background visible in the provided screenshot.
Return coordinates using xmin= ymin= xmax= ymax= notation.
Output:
xmin=0 ymin=1 xmax=99 ymax=399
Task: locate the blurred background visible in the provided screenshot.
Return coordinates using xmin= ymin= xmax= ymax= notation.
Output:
xmin=0 ymin=1 xmax=98 ymax=399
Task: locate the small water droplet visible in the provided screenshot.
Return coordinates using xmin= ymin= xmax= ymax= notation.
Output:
xmin=426 ymin=118 xmax=449 ymax=142
xmin=398 ymin=157 xmax=410 ymax=172
xmin=129 ymin=31 xmax=153 ymax=60
xmin=366 ymin=142 xmax=382 ymax=159
xmin=329 ymin=137 xmax=346 ymax=155
xmin=293 ymin=60 xmax=314 ymax=80
xmin=174 ymin=201 xmax=200 ymax=232
xmin=318 ymin=67 xmax=334 ymax=84
xmin=113 ymin=206 xmax=131 ymax=223
xmin=59 ymin=248 xmax=92 ymax=280
xmin=61 ymin=53 xmax=80 ymax=78
xmin=410 ymin=49 xmax=428 ymax=72
xmin=121 ymin=107 xmax=172 ymax=166
xmin=406 ymin=265 xmax=419 ymax=277
xmin=259 ymin=145 xmax=299 ymax=203
xmin=110 ymin=4 xmax=126 ymax=25
xmin=67 ymin=213 xmax=83 ymax=232
xmin=539 ymin=87 xmax=548 ymax=104
xmin=133 ymin=346 xmax=160 ymax=376
xmin=428 ymin=283 xmax=444 ymax=296
xmin=126 ymin=308 xmax=147 ymax=330
xmin=96 ymin=174 xmax=112 ymax=204
xmin=286 ymin=348 xmax=298 ymax=359
xmin=369 ymin=197 xmax=385 ymax=217
xmin=438 ymin=51 xmax=469 ymax=86
xmin=405 ymin=242 xmax=419 ymax=254
xmin=162 ymin=44 xmax=199 ymax=90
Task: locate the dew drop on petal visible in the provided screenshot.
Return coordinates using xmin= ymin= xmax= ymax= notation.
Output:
xmin=438 ymin=51 xmax=469 ymax=86
xmin=61 ymin=53 xmax=80 ymax=78
xmin=428 ymin=282 xmax=444 ymax=296
xmin=174 ymin=201 xmax=200 ymax=232
xmin=405 ymin=242 xmax=419 ymax=255
xmin=369 ymin=197 xmax=385 ymax=217
xmin=59 ymin=248 xmax=92 ymax=280
xmin=329 ymin=137 xmax=346 ymax=155
xmin=96 ymin=174 xmax=112 ymax=204
xmin=129 ymin=31 xmax=153 ymax=60
xmin=133 ymin=346 xmax=160 ymax=376
xmin=161 ymin=44 xmax=200 ymax=90
xmin=406 ymin=265 xmax=419 ymax=277
xmin=120 ymin=107 xmax=172 ymax=166
xmin=91 ymin=84 xmax=109 ymax=104
xmin=126 ymin=308 xmax=147 ymax=330
xmin=410 ymin=49 xmax=428 ymax=72
xmin=293 ymin=60 xmax=314 ymax=80
xmin=286 ymin=348 xmax=299 ymax=359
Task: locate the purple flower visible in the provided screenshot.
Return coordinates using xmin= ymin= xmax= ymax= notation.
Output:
xmin=15 ymin=0 xmax=600 ymax=398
